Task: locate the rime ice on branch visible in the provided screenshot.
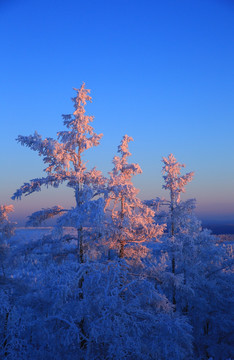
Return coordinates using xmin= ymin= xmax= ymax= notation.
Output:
xmin=12 ymin=84 xmax=105 ymax=262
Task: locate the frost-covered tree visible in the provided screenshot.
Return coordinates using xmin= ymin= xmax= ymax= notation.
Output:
xmin=79 ymin=139 xmax=193 ymax=360
xmin=6 ymin=92 xmax=232 ymax=359
xmin=105 ymin=135 xmax=164 ymax=262
xmin=0 ymin=205 xmax=15 ymax=239
xmin=147 ymin=154 xmax=234 ymax=359
xmin=74 ymin=260 xmax=193 ymax=360
xmin=10 ymin=84 xmax=107 ymax=354
xmin=162 ymin=153 xmax=194 ymax=237
xmin=180 ymin=228 xmax=234 ymax=359
xmin=0 ymin=204 xmax=17 ymax=358
xmin=0 ymin=205 xmax=16 ymax=276
xmin=12 ymin=83 xmax=105 ymax=263
xmin=1 ymin=236 xmax=194 ymax=360
xmin=161 ymin=154 xmax=194 ymax=307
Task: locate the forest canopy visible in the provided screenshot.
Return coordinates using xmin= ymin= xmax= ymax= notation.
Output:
xmin=1 ymin=84 xmax=233 ymax=360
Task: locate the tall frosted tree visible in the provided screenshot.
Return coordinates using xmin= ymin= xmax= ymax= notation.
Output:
xmin=11 ymin=84 xmax=106 ymax=354
xmin=12 ymin=83 xmax=105 ymax=263
xmin=105 ymin=135 xmax=164 ymax=261
xmin=147 ymin=154 xmax=234 ymax=359
xmin=98 ymin=142 xmax=193 ymax=359
xmin=162 ymin=153 xmax=194 ymax=237
xmin=161 ymin=154 xmax=194 ymax=307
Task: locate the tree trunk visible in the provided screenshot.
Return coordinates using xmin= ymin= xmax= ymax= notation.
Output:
xmin=119 ymin=240 xmax=125 ymax=259
xmin=3 ymin=310 xmax=10 ymax=357
xmin=75 ymin=185 xmax=87 ymax=352
xmin=171 ymin=192 xmax=176 ymax=311
xmin=119 ymin=197 xmax=125 ymax=258
xmin=78 ymin=226 xmax=84 ymax=264
xmin=172 ymin=256 xmax=176 ymax=310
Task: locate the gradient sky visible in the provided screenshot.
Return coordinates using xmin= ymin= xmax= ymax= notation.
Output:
xmin=0 ymin=0 xmax=233 ymax=225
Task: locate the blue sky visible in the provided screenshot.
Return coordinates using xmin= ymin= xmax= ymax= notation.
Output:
xmin=0 ymin=0 xmax=233 ymax=225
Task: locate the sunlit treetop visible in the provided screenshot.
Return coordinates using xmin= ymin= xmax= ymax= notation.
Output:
xmin=58 ymin=83 xmax=103 ymax=159
xmin=112 ymin=135 xmax=142 ymax=180
xmin=162 ymin=154 xmax=194 ymax=204
xmin=12 ymin=83 xmax=104 ymax=201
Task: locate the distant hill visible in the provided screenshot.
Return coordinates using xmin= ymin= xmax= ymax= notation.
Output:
xmin=202 ymin=223 xmax=234 ymax=235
